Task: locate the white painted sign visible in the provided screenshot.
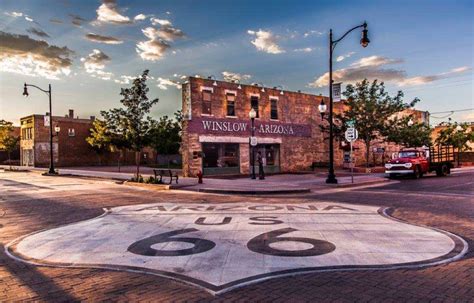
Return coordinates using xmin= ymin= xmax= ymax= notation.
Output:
xmin=345 ymin=128 xmax=358 ymax=142
xmin=8 ymin=202 xmax=464 ymax=295
xmin=44 ymin=115 xmax=50 ymax=127
xmin=250 ymin=136 xmax=258 ymax=146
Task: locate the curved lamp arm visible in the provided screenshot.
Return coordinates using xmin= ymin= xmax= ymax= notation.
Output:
xmin=25 ymin=83 xmax=50 ymax=95
xmin=332 ymin=22 xmax=367 ymax=52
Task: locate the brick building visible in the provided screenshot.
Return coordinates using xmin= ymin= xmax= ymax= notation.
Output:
xmin=180 ymin=77 xmax=429 ymax=177
xmin=19 ymin=110 xmax=156 ymax=168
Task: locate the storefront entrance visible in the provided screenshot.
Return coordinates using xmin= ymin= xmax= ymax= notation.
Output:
xmin=202 ymin=143 xmax=240 ymax=175
xmin=251 ymin=144 xmax=281 ymax=174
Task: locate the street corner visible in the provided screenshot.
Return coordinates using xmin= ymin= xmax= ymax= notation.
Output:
xmin=6 ymin=201 xmax=468 ymax=295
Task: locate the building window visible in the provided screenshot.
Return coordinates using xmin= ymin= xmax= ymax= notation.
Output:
xmin=202 ymin=143 xmax=239 ymax=168
xmin=202 ymin=89 xmax=212 ymax=115
xmin=22 ymin=127 xmax=33 ymax=140
xmin=226 ymin=93 xmax=236 ymax=116
xmin=270 ymin=99 xmax=278 ymax=120
xmin=68 ymin=128 xmax=75 ymax=137
xmin=250 ymin=96 xmax=259 ymax=118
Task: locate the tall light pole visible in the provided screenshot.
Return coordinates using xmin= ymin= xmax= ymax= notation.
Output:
xmin=249 ymin=108 xmax=257 ymax=179
xmin=23 ymin=83 xmax=57 ymax=175
xmin=326 ymin=22 xmax=370 ymax=184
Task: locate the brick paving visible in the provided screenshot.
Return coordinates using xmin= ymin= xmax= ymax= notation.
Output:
xmin=0 ymin=171 xmax=473 ymax=302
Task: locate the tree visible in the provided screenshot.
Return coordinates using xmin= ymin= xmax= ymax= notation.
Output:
xmin=149 ymin=111 xmax=182 ymax=165
xmin=435 ymin=122 xmax=474 ymax=166
xmin=0 ymin=120 xmax=20 ymax=169
xmin=86 ymin=119 xmax=112 ymax=166
xmin=101 ymin=70 xmax=159 ymax=178
xmin=385 ymin=115 xmax=432 ymax=148
xmin=334 ymin=79 xmax=419 ymax=167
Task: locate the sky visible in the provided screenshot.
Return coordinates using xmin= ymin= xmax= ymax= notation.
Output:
xmin=0 ymin=0 xmax=473 ymax=125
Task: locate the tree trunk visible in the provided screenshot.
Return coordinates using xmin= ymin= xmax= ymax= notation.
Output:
xmin=135 ymin=151 xmax=140 ymax=179
xmin=365 ymin=141 xmax=371 ymax=168
xmin=8 ymin=151 xmax=11 ymax=170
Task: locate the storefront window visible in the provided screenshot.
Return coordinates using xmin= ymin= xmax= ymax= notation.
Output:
xmin=202 ymin=143 xmax=239 ymax=168
xmin=255 ymin=144 xmax=280 ymax=166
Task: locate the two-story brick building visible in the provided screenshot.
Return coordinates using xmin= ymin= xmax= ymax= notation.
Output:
xmin=180 ymin=77 xmax=430 ymax=177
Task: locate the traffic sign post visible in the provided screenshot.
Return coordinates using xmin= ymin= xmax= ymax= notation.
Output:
xmin=345 ymin=128 xmax=358 ymax=184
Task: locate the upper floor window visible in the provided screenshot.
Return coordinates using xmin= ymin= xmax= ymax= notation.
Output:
xmin=226 ymin=93 xmax=236 ymax=116
xmin=22 ymin=127 xmax=33 ymax=140
xmin=202 ymin=89 xmax=212 ymax=115
xmin=68 ymin=128 xmax=75 ymax=137
xmin=270 ymin=98 xmax=278 ymax=120
xmin=250 ymin=96 xmax=259 ymax=118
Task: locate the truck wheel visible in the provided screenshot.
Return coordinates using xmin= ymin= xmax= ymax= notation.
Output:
xmin=413 ymin=166 xmax=422 ymax=179
xmin=437 ymin=164 xmax=449 ymax=177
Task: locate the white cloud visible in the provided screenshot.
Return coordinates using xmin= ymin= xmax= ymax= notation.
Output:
xmin=309 ymin=55 xmax=471 ymax=88
xmin=0 ymin=31 xmax=73 ymax=79
xmin=304 ymin=30 xmax=323 ymax=38
xmin=247 ymin=29 xmax=285 ymax=54
xmin=136 ymin=27 xmax=171 ymax=61
xmin=157 ymin=77 xmax=181 ymax=90
xmin=114 ymin=75 xmax=136 ymax=84
xmin=134 ymin=14 xmax=146 ymax=21
xmin=95 ymin=0 xmax=131 ymax=24
xmin=150 ymin=17 xmax=172 ymax=26
xmin=222 ymin=71 xmax=251 ymax=82
xmin=80 ymin=49 xmax=113 ymax=80
xmin=336 ymin=51 xmax=355 ymax=62
xmin=294 ymin=47 xmax=314 ymax=53
xmin=85 ymin=33 xmax=123 ymax=44
xmin=4 ymin=11 xmax=23 ymax=18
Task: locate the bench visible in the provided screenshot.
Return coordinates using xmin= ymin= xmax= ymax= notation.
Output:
xmin=311 ymin=161 xmax=329 ymax=171
xmin=153 ymin=169 xmax=179 ymax=184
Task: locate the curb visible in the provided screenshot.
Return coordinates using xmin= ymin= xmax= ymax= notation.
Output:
xmin=196 ymin=188 xmax=311 ymax=195
xmin=329 ymin=178 xmax=392 ymax=188
xmin=123 ymin=181 xmax=170 ymax=190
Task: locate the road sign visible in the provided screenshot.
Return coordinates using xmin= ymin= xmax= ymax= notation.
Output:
xmin=346 ymin=119 xmax=355 ymax=127
xmin=345 ymin=128 xmax=358 ymax=142
xmin=250 ymin=136 xmax=258 ymax=146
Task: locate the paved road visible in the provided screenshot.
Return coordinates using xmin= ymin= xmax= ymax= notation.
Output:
xmin=0 ymin=170 xmax=472 ymax=302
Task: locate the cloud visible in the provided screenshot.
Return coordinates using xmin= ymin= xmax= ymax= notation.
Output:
xmin=222 ymin=71 xmax=251 ymax=82
xmin=70 ymin=14 xmax=86 ymax=26
xmin=398 ymin=67 xmax=472 ymax=86
xmin=95 ymin=0 xmax=132 ymax=24
xmin=134 ymin=14 xmax=146 ymax=21
xmin=80 ymin=49 xmax=113 ymax=80
xmin=336 ymin=51 xmax=355 ymax=62
xmin=150 ymin=17 xmax=172 ymax=26
xmin=49 ymin=18 xmax=63 ymax=24
xmin=461 ymin=111 xmax=474 ymax=121
xmin=156 ymin=77 xmax=181 ymax=90
xmin=4 ymin=11 xmax=23 ymax=18
xmin=24 ymin=16 xmax=34 ymax=22
xmin=294 ymin=47 xmax=314 ymax=53
xmin=114 ymin=75 xmax=136 ymax=84
xmin=26 ymin=27 xmax=50 ymax=38
xmin=303 ymin=30 xmax=324 ymax=38
xmin=155 ymin=25 xmax=185 ymax=41
xmin=136 ymin=27 xmax=171 ymax=61
xmin=309 ymin=55 xmax=471 ymax=88
xmin=85 ymin=33 xmax=123 ymax=44
xmin=247 ymin=29 xmax=285 ymax=54
xmin=0 ymin=31 xmax=73 ymax=79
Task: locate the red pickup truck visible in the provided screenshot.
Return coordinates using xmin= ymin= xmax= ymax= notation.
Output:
xmin=385 ymin=146 xmax=455 ymax=179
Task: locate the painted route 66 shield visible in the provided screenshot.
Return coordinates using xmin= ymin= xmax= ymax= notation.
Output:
xmin=7 ymin=202 xmax=467 ymax=294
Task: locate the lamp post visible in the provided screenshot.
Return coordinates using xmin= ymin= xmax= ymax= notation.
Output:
xmin=23 ymin=83 xmax=57 ymax=175
xmin=249 ymin=108 xmax=257 ymax=179
xmin=326 ymin=21 xmax=370 ymax=184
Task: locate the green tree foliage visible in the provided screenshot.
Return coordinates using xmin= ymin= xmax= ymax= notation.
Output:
xmin=385 ymin=116 xmax=432 ymax=148
xmin=334 ymin=79 xmax=419 ymax=167
xmin=0 ymin=120 xmax=20 ymax=168
xmin=149 ymin=111 xmax=183 ymax=157
xmin=100 ymin=70 xmax=159 ymax=177
xmin=435 ymin=122 xmax=474 ymax=165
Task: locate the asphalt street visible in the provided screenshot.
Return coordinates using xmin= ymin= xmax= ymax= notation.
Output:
xmin=0 ymin=170 xmax=472 ymax=302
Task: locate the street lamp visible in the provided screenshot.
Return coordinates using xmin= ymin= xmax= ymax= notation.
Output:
xmin=208 ymin=75 xmax=218 ymax=86
xmin=407 ymin=118 xmax=414 ymax=126
xmin=326 ymin=21 xmax=370 ymax=184
xmin=22 ymin=83 xmax=57 ymax=175
xmin=274 ymin=85 xmax=285 ymax=95
xmin=249 ymin=108 xmax=257 ymax=179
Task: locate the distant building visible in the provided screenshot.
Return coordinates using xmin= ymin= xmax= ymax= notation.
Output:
xmin=180 ymin=77 xmax=429 ymax=177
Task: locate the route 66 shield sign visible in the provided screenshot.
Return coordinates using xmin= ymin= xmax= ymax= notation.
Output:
xmin=7 ymin=202 xmax=466 ymax=294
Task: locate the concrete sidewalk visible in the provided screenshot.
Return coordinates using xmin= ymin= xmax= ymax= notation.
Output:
xmin=1 ymin=165 xmax=394 ymax=194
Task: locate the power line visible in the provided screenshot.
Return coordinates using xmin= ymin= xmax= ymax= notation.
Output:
xmin=430 ymin=108 xmax=473 ymax=115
